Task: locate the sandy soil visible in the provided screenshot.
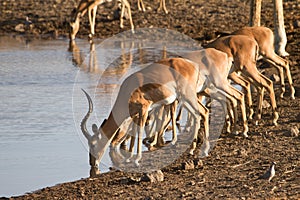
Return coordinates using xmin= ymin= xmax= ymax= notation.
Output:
xmin=0 ymin=0 xmax=299 ymax=199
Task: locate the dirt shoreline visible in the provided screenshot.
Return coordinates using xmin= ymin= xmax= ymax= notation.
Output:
xmin=1 ymin=0 xmax=299 ymax=199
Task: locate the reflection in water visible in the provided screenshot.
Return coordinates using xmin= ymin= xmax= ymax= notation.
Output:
xmin=68 ymin=39 xmax=99 ymax=73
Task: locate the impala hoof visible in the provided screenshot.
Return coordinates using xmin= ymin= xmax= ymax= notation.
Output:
xmin=189 ymin=150 xmax=194 ymax=155
xmin=134 ymin=160 xmax=140 ymax=167
xmin=233 ymin=131 xmax=239 ymax=136
xmin=280 ymin=93 xmax=284 ymax=99
xmin=249 ymin=109 xmax=254 ymax=120
xmin=291 ymin=87 xmax=295 ymax=99
xmin=242 ymin=132 xmax=249 ymax=138
xmin=273 ymin=112 xmax=279 ymax=126
xmin=171 ymin=139 xmax=177 ymax=145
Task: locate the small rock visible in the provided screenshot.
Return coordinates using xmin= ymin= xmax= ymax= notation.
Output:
xmin=290 ymin=126 xmax=299 ymax=137
xmin=142 ymin=170 xmax=164 ymax=183
xmin=182 ymin=160 xmax=195 ymax=170
xmin=262 ymin=100 xmax=270 ymax=109
xmin=237 ymin=148 xmax=248 ymax=156
xmin=190 ymin=180 xmax=196 ymax=186
xmin=15 ymin=24 xmax=25 ymax=32
xmin=270 ymin=74 xmax=280 ymax=82
xmin=293 ymin=20 xmax=300 ymax=28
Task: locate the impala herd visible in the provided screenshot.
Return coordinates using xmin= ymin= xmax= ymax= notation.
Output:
xmin=71 ymin=0 xmax=295 ymax=176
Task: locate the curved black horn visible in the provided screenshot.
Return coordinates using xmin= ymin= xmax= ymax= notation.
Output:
xmin=80 ymin=88 xmax=94 ymax=141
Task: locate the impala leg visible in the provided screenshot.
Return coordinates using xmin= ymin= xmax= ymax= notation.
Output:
xmin=199 ymin=88 xmax=233 ymax=134
xmin=171 ymin=101 xmax=178 ymax=145
xmin=69 ymin=15 xmax=80 ymax=40
xmin=120 ymin=2 xmax=125 ymax=29
xmin=126 ymin=122 xmax=136 ymax=162
xmin=137 ymin=0 xmax=141 ymax=11
xmin=229 ymin=72 xmax=254 ymax=120
xmin=225 ymin=100 xmax=233 ymax=133
xmin=158 ymin=0 xmax=163 ymax=12
xmin=158 ymin=0 xmax=168 ymax=13
xmin=188 ymin=113 xmax=200 ymax=156
xmin=219 ymin=93 xmax=234 ymax=134
xmin=266 ymin=60 xmax=285 ymax=98
xmin=243 ymin=68 xmax=279 ymax=126
xmin=149 ymin=107 xmax=164 ymax=147
xmin=225 ymin=93 xmax=239 ymax=135
xmin=135 ymin=109 xmax=149 ymax=166
xmin=121 ymin=0 xmax=135 ymax=33
xmin=284 ymin=63 xmax=295 ymax=99
xmin=91 ymin=6 xmax=97 ymax=35
xmin=138 ymin=0 xmax=145 ymax=12
xmin=197 ymin=100 xmax=210 ymax=157
xmin=239 ymin=75 xmax=264 ymax=125
xmin=255 ymin=87 xmax=264 ymax=125
xmin=88 ymin=6 xmax=97 ymax=39
xmin=216 ymin=87 xmax=239 ymax=135
xmin=264 ymin=54 xmax=295 ymax=99
xmin=216 ymin=82 xmax=248 ymax=137
xmin=182 ymin=92 xmax=204 ymax=155
xmin=176 ymin=105 xmax=183 ymax=122
xmin=229 ymin=86 xmax=249 ymax=137
xmin=162 ymin=0 xmax=168 ymax=14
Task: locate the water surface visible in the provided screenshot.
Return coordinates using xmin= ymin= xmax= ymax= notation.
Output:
xmin=0 ymin=36 xmax=94 ymax=197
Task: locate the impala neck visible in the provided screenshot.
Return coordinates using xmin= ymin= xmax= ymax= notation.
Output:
xmin=100 ymin=113 xmax=119 ymax=140
xmin=94 ymin=113 xmax=121 ymax=164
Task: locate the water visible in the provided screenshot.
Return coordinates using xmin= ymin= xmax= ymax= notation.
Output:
xmin=0 ymin=36 xmax=93 ymax=197
xmin=0 ymin=30 xmax=203 ymax=197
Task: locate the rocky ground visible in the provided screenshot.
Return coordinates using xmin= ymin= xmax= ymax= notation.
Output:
xmin=0 ymin=0 xmax=299 ymax=199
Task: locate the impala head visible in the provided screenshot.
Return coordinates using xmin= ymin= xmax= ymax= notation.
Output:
xmin=81 ymin=89 xmax=108 ymax=176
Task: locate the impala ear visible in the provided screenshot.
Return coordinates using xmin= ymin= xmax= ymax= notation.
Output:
xmin=92 ymin=124 xmax=99 ymax=135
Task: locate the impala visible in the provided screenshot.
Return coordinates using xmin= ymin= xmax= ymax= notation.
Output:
xmin=232 ymin=26 xmax=295 ymax=99
xmin=81 ymin=56 xmax=210 ymax=174
xmin=70 ymin=0 xmax=134 ymax=40
xmin=70 ymin=0 xmax=169 ymax=40
xmin=205 ymin=34 xmax=279 ymax=126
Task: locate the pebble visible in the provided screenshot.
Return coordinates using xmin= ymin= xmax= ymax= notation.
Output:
xmin=15 ymin=24 xmax=25 ymax=32
xmin=293 ymin=20 xmax=300 ymax=28
xmin=262 ymin=100 xmax=270 ymax=109
xmin=290 ymin=126 xmax=299 ymax=137
xmin=142 ymin=170 xmax=164 ymax=183
xmin=182 ymin=159 xmax=195 ymax=170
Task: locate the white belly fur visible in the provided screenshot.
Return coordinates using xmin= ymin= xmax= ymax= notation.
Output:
xmin=149 ymin=94 xmax=176 ymax=111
